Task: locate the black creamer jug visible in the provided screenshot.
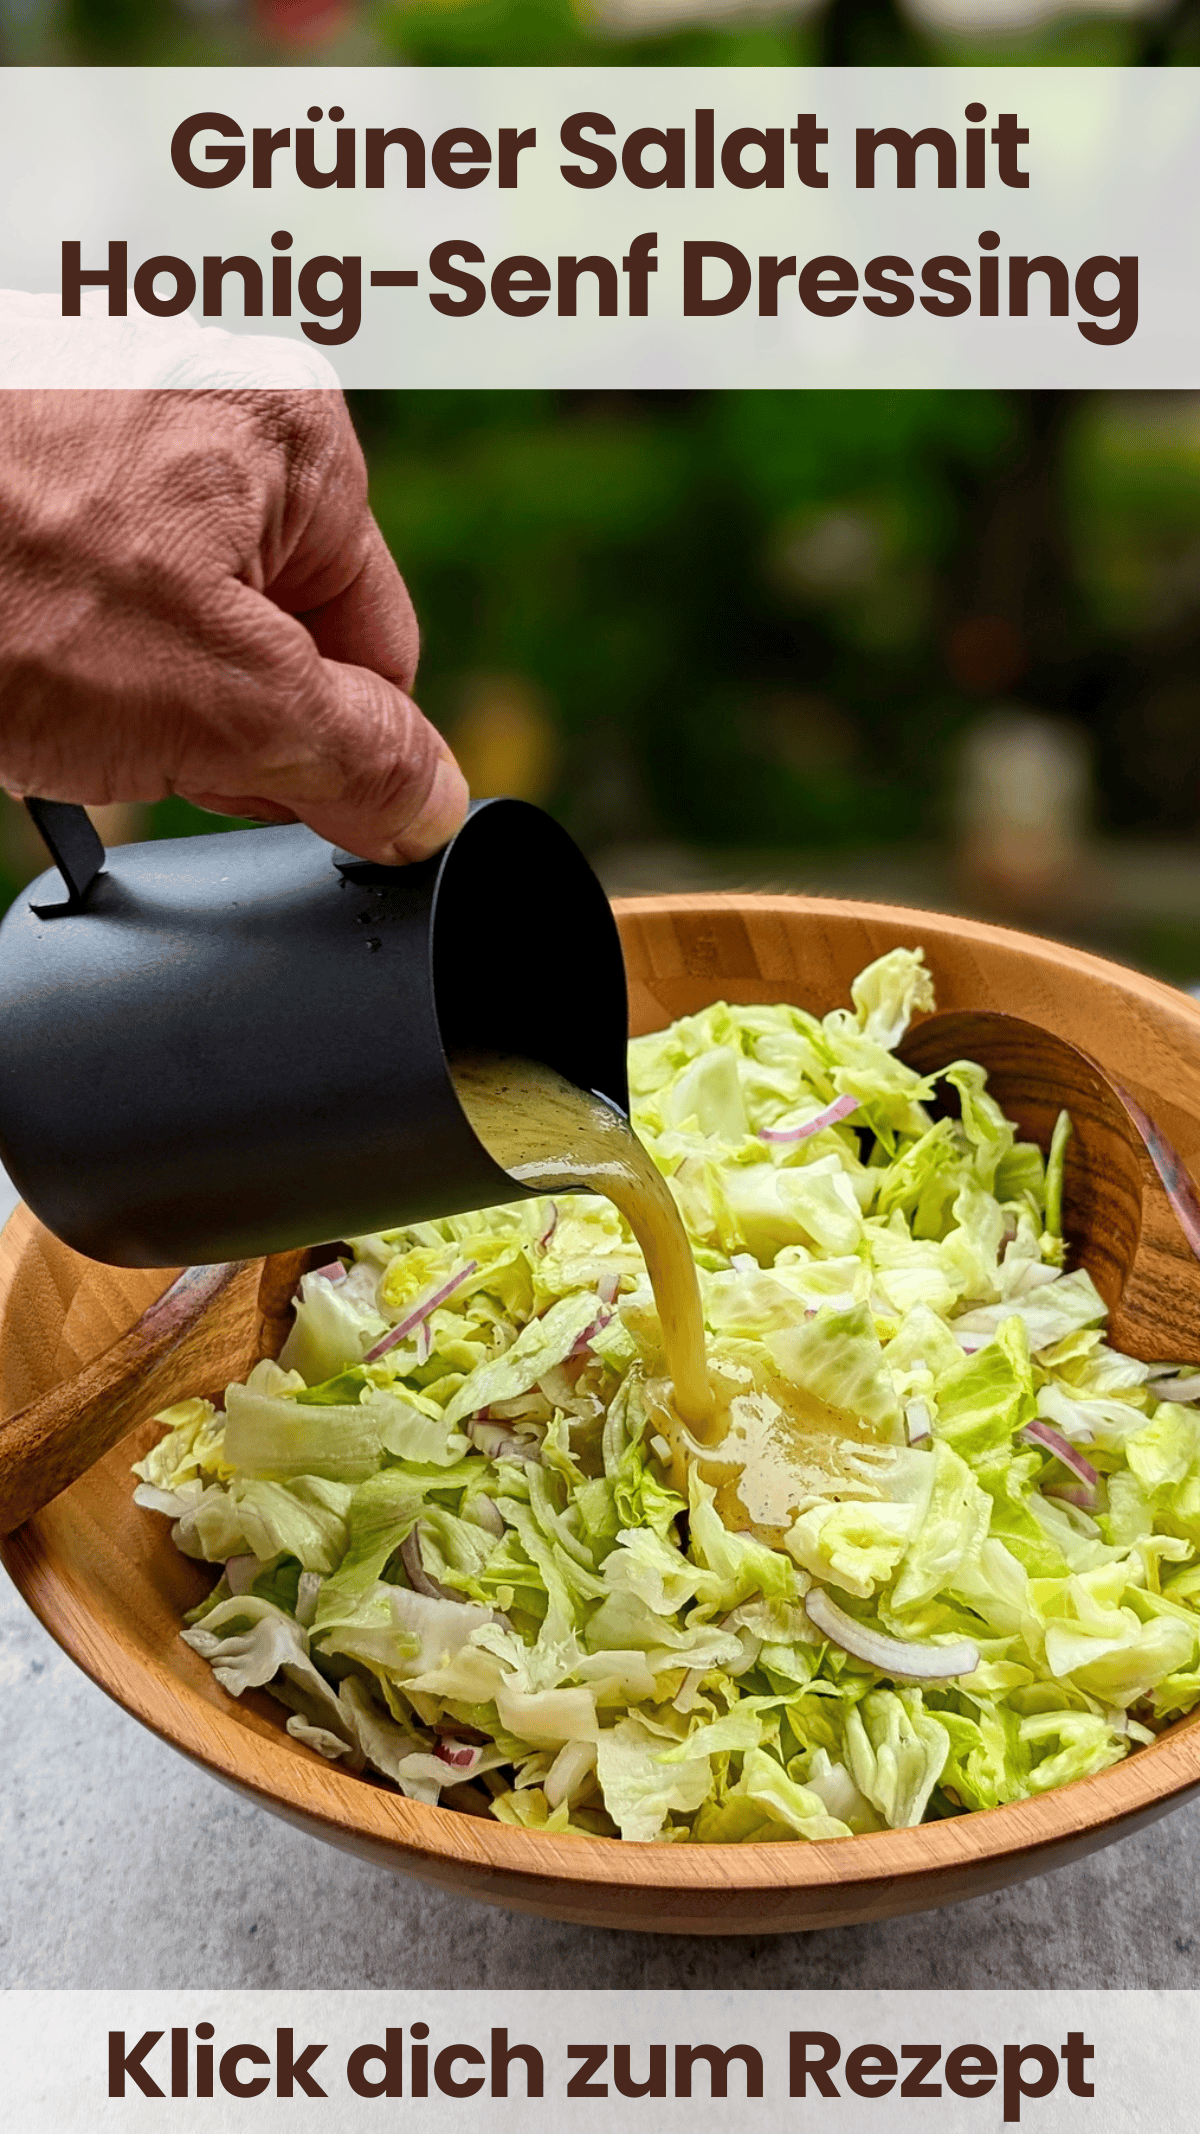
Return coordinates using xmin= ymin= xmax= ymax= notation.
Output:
xmin=0 ymin=797 xmax=629 ymax=1268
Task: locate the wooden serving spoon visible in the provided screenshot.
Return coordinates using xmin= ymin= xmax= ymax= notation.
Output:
xmin=3 ymin=1007 xmax=1200 ymax=1538
xmin=898 ymin=1009 xmax=1200 ymax=1362
xmin=0 ymin=1225 xmax=313 ymax=1537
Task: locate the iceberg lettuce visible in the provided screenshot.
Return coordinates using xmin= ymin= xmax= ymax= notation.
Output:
xmin=135 ymin=947 xmax=1200 ymax=1845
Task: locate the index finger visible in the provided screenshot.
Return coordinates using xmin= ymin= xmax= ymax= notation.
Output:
xmin=293 ymin=516 xmax=420 ymax=694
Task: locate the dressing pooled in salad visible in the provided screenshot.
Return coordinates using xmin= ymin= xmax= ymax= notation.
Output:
xmin=134 ymin=949 xmax=1200 ymax=1845
xmin=452 ymin=1053 xmax=877 ymax=1553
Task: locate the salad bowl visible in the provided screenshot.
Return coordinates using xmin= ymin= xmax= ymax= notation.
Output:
xmin=4 ymin=891 xmax=1200 ymax=1934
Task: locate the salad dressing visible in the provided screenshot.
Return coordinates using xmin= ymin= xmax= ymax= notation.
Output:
xmin=451 ymin=1053 xmax=879 ymax=1533
xmin=450 ymin=1051 xmax=714 ymax=1432
xmin=650 ymin=1363 xmax=878 ymax=1546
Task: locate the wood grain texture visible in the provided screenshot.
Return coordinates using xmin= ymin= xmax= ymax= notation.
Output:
xmin=0 ymin=1215 xmax=310 ymax=1537
xmin=4 ymin=892 xmax=1200 ymax=1934
xmin=895 ymin=1008 xmax=1189 ymax=1356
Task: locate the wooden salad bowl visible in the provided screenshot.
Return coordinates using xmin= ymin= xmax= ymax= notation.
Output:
xmin=5 ymin=892 xmax=1200 ymax=1935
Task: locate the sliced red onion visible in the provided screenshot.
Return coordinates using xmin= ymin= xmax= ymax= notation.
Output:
xmin=905 ymin=1398 xmax=932 ymax=1445
xmin=365 ymin=1260 xmax=478 ymax=1362
xmin=955 ymin=1333 xmax=987 ymax=1354
xmin=538 ymin=1201 xmax=559 ymax=1248
xmin=295 ymin=1571 xmax=322 ymax=1627
xmin=225 ymin=1554 xmax=258 ymax=1596
xmin=400 ymin=1527 xmax=459 ymax=1601
xmin=1044 ymin=1482 xmax=1099 ymax=1512
xmin=309 ymin=1260 xmax=347 ymax=1284
xmin=415 ymin=1319 xmax=432 ymax=1366
xmin=467 ymin=1418 xmax=515 ymax=1456
xmin=570 ymin=1307 xmax=613 ymax=1358
xmin=467 ymin=1417 xmax=540 ymax=1464
xmin=473 ymin=1494 xmax=506 ymax=1538
xmin=805 ymin=1586 xmax=979 ymax=1680
xmin=598 ymin=1269 xmax=621 ymax=1306
xmin=434 ymin=1740 xmax=481 ymax=1772
xmin=760 ymin=1093 xmax=861 ymax=1145
xmin=1147 ymin=1371 xmax=1200 ymax=1403
xmin=1021 ymin=1419 xmax=1099 ymax=1488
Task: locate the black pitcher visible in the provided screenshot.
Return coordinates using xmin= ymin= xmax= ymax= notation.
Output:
xmin=0 ymin=798 xmax=629 ymax=1267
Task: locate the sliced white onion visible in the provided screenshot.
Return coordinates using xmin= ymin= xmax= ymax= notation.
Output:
xmin=365 ymin=1260 xmax=478 ymax=1362
xmin=804 ymin=1586 xmax=979 ymax=1680
xmin=1043 ymin=1482 xmax=1098 ymax=1513
xmin=760 ymin=1093 xmax=861 ymax=1145
xmin=467 ymin=1417 xmax=539 ymax=1463
xmin=905 ymin=1398 xmax=932 ymax=1445
xmin=1147 ymin=1371 xmax=1200 ymax=1403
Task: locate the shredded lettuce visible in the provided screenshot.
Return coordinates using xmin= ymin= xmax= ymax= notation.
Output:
xmin=135 ymin=945 xmax=1200 ymax=1844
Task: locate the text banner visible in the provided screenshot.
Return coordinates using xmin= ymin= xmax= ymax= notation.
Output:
xmin=0 ymin=1988 xmax=1188 ymax=2130
xmin=0 ymin=67 xmax=1195 ymax=388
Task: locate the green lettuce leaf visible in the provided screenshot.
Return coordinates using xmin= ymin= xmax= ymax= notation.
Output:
xmin=138 ymin=957 xmax=1200 ymax=1845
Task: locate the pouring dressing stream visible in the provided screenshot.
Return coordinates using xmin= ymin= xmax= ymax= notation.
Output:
xmin=449 ymin=1053 xmax=875 ymax=1549
xmin=450 ymin=1050 xmax=715 ymax=1432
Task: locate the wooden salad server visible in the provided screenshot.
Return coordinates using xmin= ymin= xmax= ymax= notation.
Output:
xmin=0 ymin=1229 xmax=312 ymax=1537
xmin=898 ymin=1009 xmax=1200 ymax=1363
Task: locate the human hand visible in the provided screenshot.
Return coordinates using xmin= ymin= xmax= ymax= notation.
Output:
xmin=0 ymin=388 xmax=468 ymax=863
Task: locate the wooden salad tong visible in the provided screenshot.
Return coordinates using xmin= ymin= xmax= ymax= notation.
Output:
xmin=0 ymin=1225 xmax=312 ymax=1536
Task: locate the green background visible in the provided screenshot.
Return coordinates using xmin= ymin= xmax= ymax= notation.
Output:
xmin=4 ymin=0 xmax=1199 ymax=976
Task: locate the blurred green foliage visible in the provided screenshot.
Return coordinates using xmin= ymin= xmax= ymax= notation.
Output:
xmin=7 ymin=381 xmax=1200 ymax=898
xmin=6 ymin=0 xmax=1198 ymax=70
xmin=4 ymin=0 xmax=1199 ymax=900
xmin=342 ymin=386 xmax=1200 ymax=854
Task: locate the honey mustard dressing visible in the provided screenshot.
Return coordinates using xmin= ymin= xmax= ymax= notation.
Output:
xmin=450 ymin=1052 xmax=879 ymax=1534
xmin=450 ymin=1050 xmax=714 ymax=1431
xmin=648 ymin=1356 xmax=877 ymax=1547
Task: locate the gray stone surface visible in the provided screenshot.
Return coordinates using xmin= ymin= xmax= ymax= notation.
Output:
xmin=2 ymin=1566 xmax=1197 ymax=1990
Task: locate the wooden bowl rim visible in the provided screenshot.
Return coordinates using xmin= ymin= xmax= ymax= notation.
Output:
xmin=6 ymin=888 xmax=1200 ymax=1900
xmin=612 ymin=889 xmax=1200 ymax=1042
